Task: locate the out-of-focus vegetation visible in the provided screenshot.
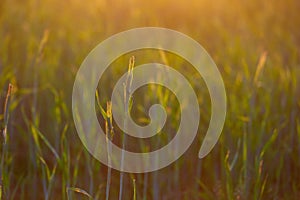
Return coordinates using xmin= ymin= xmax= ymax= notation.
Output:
xmin=0 ymin=0 xmax=299 ymax=199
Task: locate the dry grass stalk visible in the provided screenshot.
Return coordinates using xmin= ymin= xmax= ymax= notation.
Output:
xmin=2 ymin=84 xmax=13 ymax=144
xmin=119 ymin=56 xmax=135 ymax=200
xmin=1 ymin=83 xmax=13 ymax=199
xmin=105 ymin=101 xmax=113 ymax=200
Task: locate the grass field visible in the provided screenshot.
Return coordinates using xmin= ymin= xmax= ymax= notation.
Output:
xmin=0 ymin=0 xmax=300 ymax=199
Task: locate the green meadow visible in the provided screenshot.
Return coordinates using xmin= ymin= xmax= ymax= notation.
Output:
xmin=0 ymin=0 xmax=299 ymax=199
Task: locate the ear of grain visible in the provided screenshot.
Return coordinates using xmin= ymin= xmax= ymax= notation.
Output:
xmin=132 ymin=176 xmax=136 ymax=200
xmin=2 ymin=84 xmax=13 ymax=144
xmin=253 ymin=51 xmax=267 ymax=86
xmin=66 ymin=187 xmax=93 ymax=200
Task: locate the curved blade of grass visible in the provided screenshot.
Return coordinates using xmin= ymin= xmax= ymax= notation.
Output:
xmin=31 ymin=125 xmax=60 ymax=161
xmin=66 ymin=187 xmax=93 ymax=200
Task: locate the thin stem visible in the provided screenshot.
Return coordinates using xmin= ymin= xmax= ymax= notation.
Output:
xmin=106 ymin=102 xmax=113 ymax=200
xmin=1 ymin=83 xmax=13 ymax=200
xmin=119 ymin=56 xmax=134 ymax=200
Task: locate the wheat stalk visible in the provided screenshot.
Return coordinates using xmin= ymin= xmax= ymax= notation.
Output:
xmin=119 ymin=56 xmax=134 ymax=200
xmin=0 ymin=83 xmax=13 ymax=199
xmin=105 ymin=101 xmax=114 ymax=200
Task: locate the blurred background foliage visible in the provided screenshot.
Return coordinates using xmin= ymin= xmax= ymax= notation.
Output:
xmin=0 ymin=0 xmax=299 ymax=199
